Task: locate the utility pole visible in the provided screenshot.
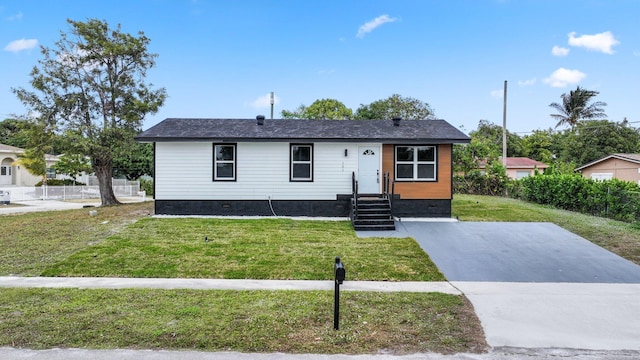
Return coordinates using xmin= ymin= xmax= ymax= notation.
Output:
xmin=270 ymin=92 xmax=274 ymax=120
xmin=502 ymin=81 xmax=507 ymax=167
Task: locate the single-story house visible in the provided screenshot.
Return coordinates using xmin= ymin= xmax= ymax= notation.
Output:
xmin=0 ymin=144 xmax=60 ymax=186
xmin=575 ymin=154 xmax=640 ymax=183
xmin=479 ymin=157 xmax=549 ymax=179
xmin=136 ymin=117 xmax=470 ymax=222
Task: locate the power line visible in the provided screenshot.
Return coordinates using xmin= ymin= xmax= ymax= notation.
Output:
xmin=509 ymin=120 xmax=640 ymax=135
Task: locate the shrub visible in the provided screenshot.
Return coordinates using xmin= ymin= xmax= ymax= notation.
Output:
xmin=514 ymin=174 xmax=640 ymax=222
xmin=139 ymin=177 xmax=153 ymax=197
xmin=35 ymin=179 xmax=86 ymax=186
xmin=453 ymin=163 xmax=510 ymax=196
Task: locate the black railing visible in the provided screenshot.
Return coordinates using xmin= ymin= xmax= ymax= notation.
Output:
xmin=383 ymin=172 xmax=395 ymax=216
xmin=351 ymin=171 xmax=358 ymax=220
xmin=383 ymin=172 xmax=390 ymax=197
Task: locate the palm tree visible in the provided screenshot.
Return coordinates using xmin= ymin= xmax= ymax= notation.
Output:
xmin=549 ymin=86 xmax=607 ymax=128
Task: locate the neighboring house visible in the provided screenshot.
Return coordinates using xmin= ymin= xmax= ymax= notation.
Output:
xmin=575 ymin=154 xmax=640 ymax=183
xmin=479 ymin=157 xmax=549 ymax=179
xmin=0 ymin=144 xmax=60 ymax=186
xmin=136 ymin=117 xmax=470 ymax=220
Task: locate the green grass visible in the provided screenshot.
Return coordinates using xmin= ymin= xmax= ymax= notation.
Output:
xmin=0 ymin=202 xmax=153 ymax=276
xmin=13 ymin=195 xmax=639 ymax=355
xmin=0 ymin=288 xmax=486 ymax=354
xmin=0 ymin=202 xmax=443 ymax=281
xmin=453 ymin=194 xmax=640 ymax=265
xmin=41 ymin=218 xmax=443 ymax=281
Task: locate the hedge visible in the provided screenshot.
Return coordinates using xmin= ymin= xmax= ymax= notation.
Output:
xmin=454 ymin=172 xmax=640 ymax=222
xmin=515 ymin=174 xmax=640 ymax=222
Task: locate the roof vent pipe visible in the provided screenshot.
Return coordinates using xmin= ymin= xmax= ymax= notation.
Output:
xmin=392 ymin=117 xmax=401 ymax=126
xmin=256 ymin=115 xmax=265 ymax=125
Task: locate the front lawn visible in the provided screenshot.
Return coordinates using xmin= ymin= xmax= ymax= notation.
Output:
xmin=0 ymin=288 xmax=485 ymax=354
xmin=41 ymin=218 xmax=443 ymax=281
xmin=0 ymin=202 xmax=153 ymax=276
xmin=0 ymin=203 xmax=443 ymax=281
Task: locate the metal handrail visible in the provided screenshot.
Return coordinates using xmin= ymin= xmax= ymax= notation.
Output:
xmin=384 ymin=172 xmax=395 ymax=217
xmin=351 ymin=171 xmax=358 ymax=219
xmin=383 ymin=172 xmax=390 ymax=198
xmin=390 ymin=177 xmax=395 ymax=214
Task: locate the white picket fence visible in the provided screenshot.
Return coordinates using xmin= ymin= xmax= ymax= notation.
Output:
xmin=0 ymin=180 xmax=142 ymax=202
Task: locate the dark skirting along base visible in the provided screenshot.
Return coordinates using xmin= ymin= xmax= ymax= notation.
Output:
xmin=155 ymin=197 xmax=351 ymax=217
xmin=155 ymin=197 xmax=451 ymax=218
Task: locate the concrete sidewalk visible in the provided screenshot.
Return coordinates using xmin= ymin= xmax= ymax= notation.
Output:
xmin=454 ymin=281 xmax=640 ymax=351
xmin=0 ymin=276 xmax=460 ymax=294
xmin=0 ymin=200 xmax=99 ymax=214
xmin=1 ymin=347 xmax=639 ymax=360
xmin=0 ymin=198 xmax=148 ymax=215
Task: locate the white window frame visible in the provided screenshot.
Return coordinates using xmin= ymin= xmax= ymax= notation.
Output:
xmin=290 ymin=144 xmax=313 ymax=182
xmin=213 ymin=144 xmax=236 ymax=181
xmin=46 ymin=168 xmax=56 ymax=179
xmin=591 ymin=173 xmax=613 ymax=181
xmin=395 ymin=145 xmax=437 ymax=181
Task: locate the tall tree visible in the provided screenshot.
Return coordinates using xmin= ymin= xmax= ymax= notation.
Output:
xmin=520 ymin=129 xmax=555 ymax=164
xmin=549 ymin=86 xmax=607 ymax=128
xmin=469 ymin=120 xmax=524 ymax=157
xmin=562 ymin=119 xmax=640 ymax=166
xmin=112 ymin=142 xmax=153 ymax=180
xmin=52 ymin=153 xmax=92 ymax=184
xmin=13 ymin=19 xmax=166 ymax=205
xmin=453 ymin=137 xmax=499 ymax=175
xmin=281 ymin=104 xmax=307 ymax=119
xmin=13 ymin=122 xmax=54 ymax=184
xmin=281 ymin=99 xmax=352 ymax=120
xmin=355 ymin=94 xmax=434 ymax=120
xmin=0 ymin=118 xmax=35 ymax=149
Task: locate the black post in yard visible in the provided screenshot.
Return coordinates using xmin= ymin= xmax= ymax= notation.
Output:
xmin=334 ymin=256 xmax=345 ymax=330
xmin=334 ymin=276 xmax=340 ymax=330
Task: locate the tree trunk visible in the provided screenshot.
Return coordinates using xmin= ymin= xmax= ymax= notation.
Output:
xmin=93 ymin=157 xmax=120 ymax=206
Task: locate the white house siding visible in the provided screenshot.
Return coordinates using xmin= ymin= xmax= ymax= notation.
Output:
xmin=155 ymin=142 xmax=362 ymax=200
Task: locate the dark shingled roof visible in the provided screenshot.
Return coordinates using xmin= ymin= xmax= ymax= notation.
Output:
xmin=136 ymin=118 xmax=470 ymax=144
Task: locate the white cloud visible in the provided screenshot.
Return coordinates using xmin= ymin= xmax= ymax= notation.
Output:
xmin=4 ymin=38 xmax=37 ymax=53
xmin=551 ymin=45 xmax=570 ymax=57
xmin=247 ymin=93 xmax=280 ymax=109
xmin=356 ymin=14 xmax=398 ymax=38
xmin=7 ymin=11 xmax=23 ymax=21
xmin=490 ymin=89 xmax=503 ymax=99
xmin=568 ymin=31 xmax=619 ymax=54
xmin=543 ymin=68 xmax=586 ymax=88
xmin=517 ymin=78 xmax=537 ymax=86
xmin=634 ymin=50 xmax=640 ymax=57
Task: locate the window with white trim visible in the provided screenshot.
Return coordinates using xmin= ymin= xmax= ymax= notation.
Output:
xmin=290 ymin=144 xmax=313 ymax=181
xmin=213 ymin=144 xmax=236 ymax=181
xmin=395 ymin=146 xmax=437 ymax=181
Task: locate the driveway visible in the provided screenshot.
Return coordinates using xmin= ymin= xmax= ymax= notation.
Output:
xmin=400 ymin=221 xmax=640 ymax=283
xmin=357 ymin=221 xmax=640 ymax=350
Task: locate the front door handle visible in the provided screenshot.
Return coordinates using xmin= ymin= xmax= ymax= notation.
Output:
xmin=377 ymin=169 xmax=380 ymax=183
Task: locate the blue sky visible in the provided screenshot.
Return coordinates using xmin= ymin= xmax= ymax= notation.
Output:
xmin=1 ymin=0 xmax=639 ymax=134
